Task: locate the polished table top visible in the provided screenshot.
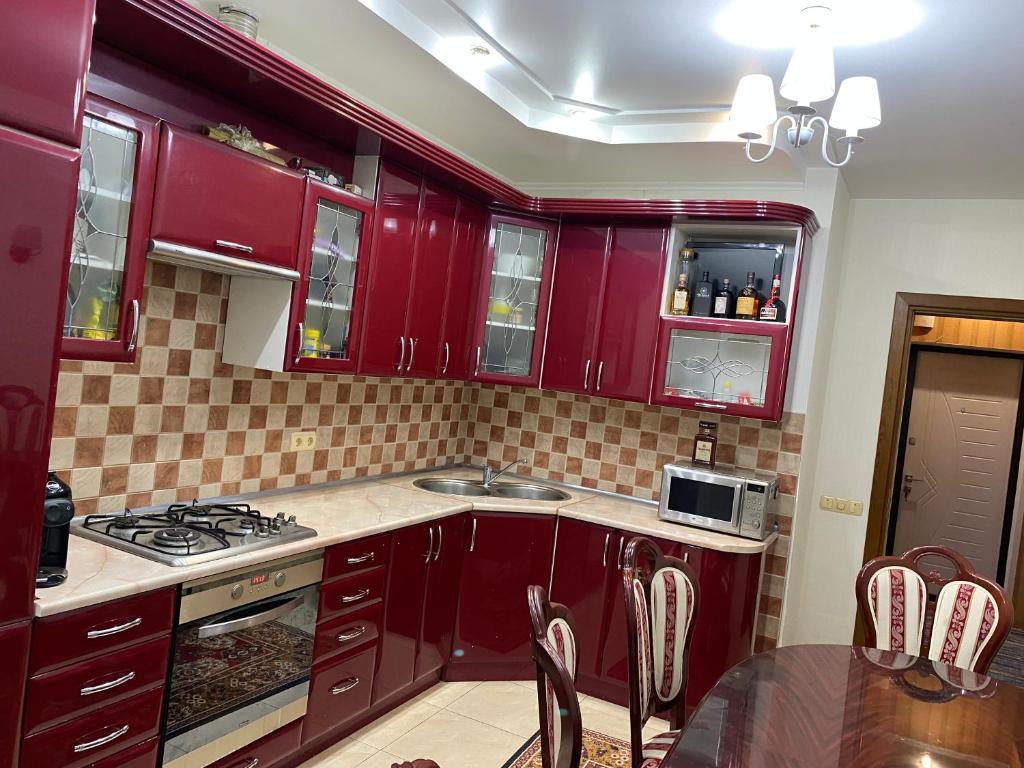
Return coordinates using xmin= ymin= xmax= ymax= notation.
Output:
xmin=664 ymin=644 xmax=1024 ymax=767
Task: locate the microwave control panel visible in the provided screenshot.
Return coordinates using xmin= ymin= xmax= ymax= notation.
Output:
xmin=738 ymin=482 xmax=774 ymax=538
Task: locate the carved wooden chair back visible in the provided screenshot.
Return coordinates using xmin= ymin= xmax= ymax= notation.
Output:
xmin=856 ymin=545 xmax=1012 ymax=673
xmin=528 ymin=584 xmax=582 ymax=768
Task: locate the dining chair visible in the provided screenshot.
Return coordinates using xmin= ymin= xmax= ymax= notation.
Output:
xmin=390 ymin=762 xmax=440 ymax=768
xmin=856 ymin=544 xmax=1012 ymax=673
xmin=528 ymin=584 xmax=583 ymax=768
xmin=622 ymin=536 xmax=700 ymax=768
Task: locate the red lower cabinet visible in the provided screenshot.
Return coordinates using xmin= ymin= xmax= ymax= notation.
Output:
xmin=415 ymin=515 xmax=465 ymax=681
xmin=84 ymin=736 xmax=160 ymax=768
xmin=448 ymin=513 xmax=556 ymax=680
xmin=210 ymin=719 xmax=303 ymax=768
xmin=314 ymin=601 xmax=384 ymax=665
xmin=0 ymin=620 xmax=30 ymax=768
xmin=303 ymin=644 xmax=377 ymax=744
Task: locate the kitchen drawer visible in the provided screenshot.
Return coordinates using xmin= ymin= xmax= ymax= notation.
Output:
xmin=24 ymin=635 xmax=171 ymax=735
xmin=208 ymin=719 xmax=302 ymax=768
xmin=313 ymin=600 xmax=382 ymax=664
xmin=302 ymin=645 xmax=376 ymax=744
xmin=84 ymin=736 xmax=160 ymax=768
xmin=319 ymin=566 xmax=386 ymax=621
xmin=31 ymin=588 xmax=176 ymax=674
xmin=20 ymin=686 xmax=163 ymax=768
xmin=324 ymin=533 xmax=391 ymax=578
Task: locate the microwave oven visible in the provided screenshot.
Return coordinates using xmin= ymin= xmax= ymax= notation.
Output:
xmin=658 ymin=463 xmax=777 ymax=540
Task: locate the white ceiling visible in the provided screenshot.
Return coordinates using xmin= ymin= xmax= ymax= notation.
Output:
xmin=192 ymin=0 xmax=1024 ymax=198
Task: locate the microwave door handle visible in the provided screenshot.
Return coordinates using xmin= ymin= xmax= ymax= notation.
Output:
xmin=197 ymin=595 xmax=305 ymax=639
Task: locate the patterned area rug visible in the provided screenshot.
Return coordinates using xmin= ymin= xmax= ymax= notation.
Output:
xmin=989 ymin=627 xmax=1024 ymax=687
xmin=503 ymin=729 xmax=632 ymax=768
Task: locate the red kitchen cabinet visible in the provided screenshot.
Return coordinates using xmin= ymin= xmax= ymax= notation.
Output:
xmin=436 ymin=200 xmax=487 ymax=379
xmin=416 ymin=515 xmax=466 ymax=681
xmin=85 ymin=736 xmax=160 ymax=768
xmin=0 ymin=0 xmax=94 ymax=146
xmin=62 ymin=96 xmax=160 ymax=363
xmin=448 ymin=513 xmax=556 ymax=680
xmin=470 ymin=214 xmax=559 ymax=386
xmin=150 ymin=124 xmax=305 ymax=273
xmin=0 ymin=127 xmax=79 ymax=626
xmin=0 ymin=620 xmax=31 ymax=768
xmin=209 ymin=720 xmax=301 ymax=768
xmin=304 ymin=644 xmax=377 ymax=744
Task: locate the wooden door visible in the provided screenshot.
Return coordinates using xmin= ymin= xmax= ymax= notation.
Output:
xmin=893 ymin=350 xmax=1022 ymax=582
xmin=437 ymin=199 xmax=486 ymax=379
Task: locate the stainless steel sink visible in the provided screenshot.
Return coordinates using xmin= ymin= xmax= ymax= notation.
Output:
xmin=412 ymin=477 xmax=571 ymax=501
xmin=413 ymin=478 xmax=492 ymax=496
xmin=486 ymin=484 xmax=572 ymax=501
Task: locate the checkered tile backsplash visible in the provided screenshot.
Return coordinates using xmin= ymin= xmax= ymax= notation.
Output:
xmin=49 ymin=262 xmax=803 ymax=647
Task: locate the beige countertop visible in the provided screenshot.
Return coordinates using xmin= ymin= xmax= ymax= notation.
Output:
xmin=35 ymin=468 xmax=774 ymax=617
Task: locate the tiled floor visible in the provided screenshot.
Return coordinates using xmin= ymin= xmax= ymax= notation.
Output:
xmin=298 ymin=680 xmax=670 ymax=768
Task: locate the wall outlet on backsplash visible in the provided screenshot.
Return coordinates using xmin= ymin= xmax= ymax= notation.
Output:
xmin=290 ymin=432 xmax=318 ymax=451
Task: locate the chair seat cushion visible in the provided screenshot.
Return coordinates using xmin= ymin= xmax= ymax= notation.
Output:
xmin=640 ymin=730 xmax=680 ymax=767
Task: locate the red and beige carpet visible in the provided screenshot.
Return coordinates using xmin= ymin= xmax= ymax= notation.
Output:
xmin=503 ymin=729 xmax=632 ymax=768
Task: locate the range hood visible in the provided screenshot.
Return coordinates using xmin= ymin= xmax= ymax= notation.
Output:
xmin=148 ymin=239 xmax=301 ymax=281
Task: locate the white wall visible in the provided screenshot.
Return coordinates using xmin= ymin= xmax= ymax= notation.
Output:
xmin=785 ymin=199 xmax=1024 ymax=644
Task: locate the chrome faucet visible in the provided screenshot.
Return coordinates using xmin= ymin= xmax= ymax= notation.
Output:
xmin=482 ymin=457 xmax=527 ymax=487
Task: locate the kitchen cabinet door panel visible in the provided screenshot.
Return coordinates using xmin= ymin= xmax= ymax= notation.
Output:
xmin=437 ymin=200 xmax=486 ymax=379
xmin=85 ymin=736 xmax=160 ymax=768
xmin=541 ymin=225 xmax=609 ymax=395
xmin=359 ymin=162 xmax=420 ymax=376
xmin=208 ymin=720 xmax=301 ymax=768
xmin=303 ymin=645 xmax=376 ymax=744
xmin=0 ymin=620 xmax=30 ymax=768
xmin=416 ymin=516 xmax=466 ymax=681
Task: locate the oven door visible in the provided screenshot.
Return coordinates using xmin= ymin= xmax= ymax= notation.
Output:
xmin=659 ymin=466 xmax=744 ymax=535
xmin=162 ymin=582 xmax=319 ymax=768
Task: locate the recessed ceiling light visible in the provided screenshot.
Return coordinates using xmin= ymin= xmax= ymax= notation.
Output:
xmin=468 ymin=44 xmax=491 ymax=58
xmin=432 ymin=37 xmax=502 ymax=74
xmin=715 ymin=0 xmax=924 ymax=49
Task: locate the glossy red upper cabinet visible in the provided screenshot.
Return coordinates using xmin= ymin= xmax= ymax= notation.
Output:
xmin=541 ymin=225 xmax=610 ymax=395
xmin=469 ymin=214 xmax=558 ymax=386
xmin=436 ymin=200 xmax=486 ymax=379
xmin=0 ymin=0 xmax=94 ymax=146
xmin=150 ymin=124 xmax=304 ymax=273
xmin=415 ymin=515 xmax=466 ymax=681
xmin=0 ymin=621 xmax=31 ymax=768
xmin=0 ymin=127 xmax=79 ymax=625
xmin=62 ymin=97 xmax=160 ymax=363
xmin=285 ymin=181 xmax=375 ymax=372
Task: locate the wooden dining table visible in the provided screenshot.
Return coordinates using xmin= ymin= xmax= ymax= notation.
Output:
xmin=662 ymin=644 xmax=1024 ymax=767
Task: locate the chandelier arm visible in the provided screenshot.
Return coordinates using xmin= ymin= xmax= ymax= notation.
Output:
xmin=743 ymin=115 xmax=798 ymax=164
xmin=807 ymin=116 xmax=855 ymax=168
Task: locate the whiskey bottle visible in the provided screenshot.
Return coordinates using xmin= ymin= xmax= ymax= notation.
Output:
xmin=712 ymin=277 xmax=734 ymax=318
xmin=692 ymin=271 xmax=714 ymax=316
xmin=735 ymin=271 xmax=761 ymax=320
xmin=759 ymin=273 xmax=787 ymax=322
xmin=670 ymin=273 xmax=690 ymax=315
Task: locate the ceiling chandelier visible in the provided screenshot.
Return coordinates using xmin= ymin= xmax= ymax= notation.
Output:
xmin=728 ymin=5 xmax=881 ymax=168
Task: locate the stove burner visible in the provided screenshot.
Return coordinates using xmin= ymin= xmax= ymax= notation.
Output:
xmin=154 ymin=527 xmax=203 ymax=548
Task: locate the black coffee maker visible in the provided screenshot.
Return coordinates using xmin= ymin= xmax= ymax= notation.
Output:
xmin=38 ymin=472 xmax=74 ymax=588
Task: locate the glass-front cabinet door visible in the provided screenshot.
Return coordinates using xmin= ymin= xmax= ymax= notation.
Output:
xmin=287 ymin=181 xmax=374 ymax=372
xmin=471 ymin=214 xmax=557 ymax=386
xmin=61 ymin=97 xmax=158 ymax=362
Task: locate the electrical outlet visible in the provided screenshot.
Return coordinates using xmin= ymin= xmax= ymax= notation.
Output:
xmin=835 ymin=498 xmax=848 ymax=513
xmin=290 ymin=431 xmax=317 ymax=451
xmin=849 ymin=501 xmax=864 ymax=516
xmin=819 ymin=495 xmax=835 ymax=511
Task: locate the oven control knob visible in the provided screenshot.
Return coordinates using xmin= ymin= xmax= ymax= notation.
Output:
xmin=274 ymin=571 xmax=286 ymax=587
xmin=231 ymin=584 xmax=244 ymax=600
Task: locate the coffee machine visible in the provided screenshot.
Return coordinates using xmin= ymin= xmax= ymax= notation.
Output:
xmin=38 ymin=472 xmax=74 ymax=588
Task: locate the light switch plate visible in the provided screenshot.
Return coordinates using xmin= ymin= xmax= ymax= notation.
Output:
xmin=290 ymin=431 xmax=317 ymax=451
xmin=819 ymin=495 xmax=835 ymax=511
xmin=849 ymin=501 xmax=864 ymax=516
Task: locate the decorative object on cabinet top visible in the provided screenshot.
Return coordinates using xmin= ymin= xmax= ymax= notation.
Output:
xmin=202 ymin=123 xmax=286 ymax=164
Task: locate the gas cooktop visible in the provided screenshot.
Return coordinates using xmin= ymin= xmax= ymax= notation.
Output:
xmin=69 ymin=500 xmax=318 ymax=566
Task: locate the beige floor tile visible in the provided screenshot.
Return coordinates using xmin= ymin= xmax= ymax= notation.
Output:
xmin=446 ymin=680 xmax=541 ymax=738
xmin=350 ymin=698 xmax=441 ymax=750
xmin=354 ymin=751 xmax=405 ymax=768
xmin=297 ymin=737 xmax=377 ymax=768
xmin=418 ymin=680 xmax=482 ymax=708
xmin=386 ymin=710 xmax=525 ymax=768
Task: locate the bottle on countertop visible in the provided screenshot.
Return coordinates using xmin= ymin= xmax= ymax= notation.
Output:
xmin=670 ymin=272 xmax=690 ymax=316
xmin=692 ymin=271 xmax=715 ymax=316
xmin=713 ymin=277 xmax=734 ymax=318
xmin=735 ymin=271 xmax=761 ymax=320
xmin=759 ymin=273 xmax=786 ymax=322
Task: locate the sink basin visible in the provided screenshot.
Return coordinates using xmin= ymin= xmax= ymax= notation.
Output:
xmin=413 ymin=478 xmax=491 ymax=496
xmin=412 ymin=477 xmax=572 ymax=501
xmin=487 ymin=484 xmax=572 ymax=501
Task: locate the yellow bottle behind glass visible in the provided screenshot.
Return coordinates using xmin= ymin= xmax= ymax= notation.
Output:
xmin=670 ymin=273 xmax=690 ymax=315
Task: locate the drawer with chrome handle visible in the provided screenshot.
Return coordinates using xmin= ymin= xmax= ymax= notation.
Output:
xmin=319 ymin=565 xmax=386 ymax=621
xmin=313 ymin=600 xmax=382 ymax=664
xmin=207 ymin=719 xmax=302 ymax=768
xmin=325 ymin=532 xmax=391 ymax=577
xmin=304 ymin=647 xmax=377 ymax=744
xmin=331 ymin=676 xmax=361 ymax=695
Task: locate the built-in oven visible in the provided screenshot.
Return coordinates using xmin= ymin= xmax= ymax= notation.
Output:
xmin=162 ymin=552 xmax=323 ymax=768
xmin=658 ymin=463 xmax=777 ymax=540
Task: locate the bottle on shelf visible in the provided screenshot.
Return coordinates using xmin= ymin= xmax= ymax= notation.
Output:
xmin=670 ymin=272 xmax=690 ymax=316
xmin=679 ymin=247 xmax=696 ymax=285
xmin=713 ymin=277 xmax=734 ymax=319
xmin=692 ymin=271 xmax=715 ymax=317
xmin=759 ymin=273 xmax=787 ymax=322
xmin=735 ymin=271 xmax=761 ymax=320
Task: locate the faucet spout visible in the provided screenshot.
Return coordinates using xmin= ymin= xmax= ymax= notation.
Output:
xmin=482 ymin=457 xmax=528 ymax=487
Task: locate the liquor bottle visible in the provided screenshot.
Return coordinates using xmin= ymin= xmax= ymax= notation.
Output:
xmin=759 ymin=273 xmax=787 ymax=322
xmin=670 ymin=273 xmax=690 ymax=315
xmin=713 ymin=277 xmax=734 ymax=318
xmin=735 ymin=271 xmax=761 ymax=320
xmin=692 ymin=271 xmax=714 ymax=316
xmin=679 ymin=247 xmax=696 ymax=285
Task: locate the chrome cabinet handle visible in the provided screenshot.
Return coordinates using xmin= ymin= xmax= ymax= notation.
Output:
xmin=346 ymin=552 xmax=374 ymax=565
xmin=331 ymin=677 xmax=361 ymax=695
xmin=396 ymin=336 xmax=406 ymax=372
xmin=337 ymin=626 xmax=367 ymax=643
xmin=295 ymin=321 xmax=304 ymax=364
xmin=583 ymin=359 xmax=591 ymax=391
xmin=442 ymin=342 xmax=450 ymax=374
xmin=596 ymin=361 xmax=604 ymax=392
xmin=425 ymin=526 xmax=434 ymax=562
xmin=406 ymin=337 xmax=416 ymax=372
xmin=237 ymin=760 xmax=259 ymax=768
xmin=341 ymin=589 xmax=370 ymax=604
xmin=126 ymin=298 xmax=140 ymax=353
xmin=602 ymin=532 xmax=610 ymax=568
xmin=86 ymin=617 xmax=141 ymax=640
xmin=617 ymin=536 xmax=625 ymax=569
xmin=694 ymin=401 xmax=728 ymax=410
xmin=215 ymin=239 xmax=254 ymax=253
xmin=474 ymin=346 xmax=482 ymax=376
xmin=81 ymin=670 xmax=136 ymax=697
xmin=683 ymin=551 xmax=690 ymax=564
xmin=433 ymin=525 xmax=443 ymax=562
xmin=73 ymin=724 xmax=130 ymax=753
xmin=469 ymin=518 xmax=477 ymax=552
xmin=198 ymin=595 xmax=305 ymax=639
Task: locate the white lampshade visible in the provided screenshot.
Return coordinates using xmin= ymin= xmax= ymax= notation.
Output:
xmin=830 ymin=76 xmax=881 ymax=133
xmin=729 ymin=74 xmax=777 ymax=140
xmin=779 ymin=23 xmax=835 ymax=105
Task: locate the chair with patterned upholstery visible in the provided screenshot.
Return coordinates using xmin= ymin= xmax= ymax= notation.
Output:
xmin=528 ymin=585 xmax=583 ymax=768
xmin=856 ymin=545 xmax=1012 ymax=674
xmin=622 ymin=537 xmax=700 ymax=768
